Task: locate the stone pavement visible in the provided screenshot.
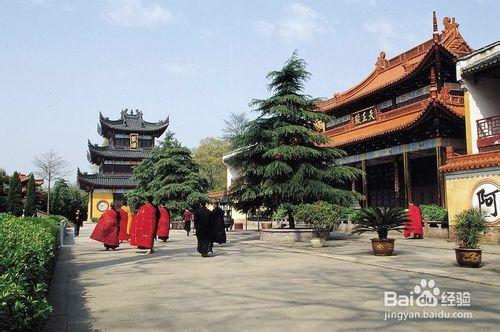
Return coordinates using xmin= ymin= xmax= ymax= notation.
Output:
xmin=45 ymin=224 xmax=500 ymax=331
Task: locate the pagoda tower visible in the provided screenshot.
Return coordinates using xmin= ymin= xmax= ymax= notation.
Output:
xmin=78 ymin=109 xmax=169 ymax=219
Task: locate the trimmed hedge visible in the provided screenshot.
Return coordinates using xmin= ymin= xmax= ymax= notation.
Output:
xmin=0 ymin=213 xmax=61 ymax=330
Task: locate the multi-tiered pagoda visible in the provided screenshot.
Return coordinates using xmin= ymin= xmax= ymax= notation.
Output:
xmin=78 ymin=109 xmax=168 ymax=219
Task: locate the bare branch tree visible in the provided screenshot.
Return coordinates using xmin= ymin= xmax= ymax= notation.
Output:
xmin=221 ymin=112 xmax=248 ymax=145
xmin=33 ymin=150 xmax=70 ymax=214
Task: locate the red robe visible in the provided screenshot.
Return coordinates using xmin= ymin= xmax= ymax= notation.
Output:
xmin=90 ymin=209 xmax=120 ymax=248
xmin=129 ymin=214 xmax=138 ymax=246
xmin=157 ymin=207 xmax=171 ymax=240
xmin=135 ymin=203 xmax=157 ymax=249
xmin=404 ymin=205 xmax=424 ymax=238
xmin=118 ymin=208 xmax=130 ymax=241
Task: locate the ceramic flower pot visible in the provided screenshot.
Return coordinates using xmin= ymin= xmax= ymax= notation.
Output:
xmin=311 ymin=237 xmax=326 ymax=248
xmin=455 ymin=248 xmax=482 ymax=268
xmin=371 ymin=238 xmax=395 ymax=256
xmin=261 ymin=222 xmax=272 ymax=229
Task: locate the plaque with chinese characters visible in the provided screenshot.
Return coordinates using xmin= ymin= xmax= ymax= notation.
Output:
xmin=130 ymin=133 xmax=138 ymax=149
xmin=352 ymin=107 xmax=377 ymax=126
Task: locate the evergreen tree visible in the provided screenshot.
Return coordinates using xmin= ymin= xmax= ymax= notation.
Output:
xmin=127 ymin=132 xmax=210 ymax=213
xmin=0 ymin=168 xmax=6 ymax=212
xmin=50 ymin=179 xmax=72 ymax=217
xmin=7 ymin=171 xmax=23 ymax=216
xmin=24 ymin=174 xmax=37 ymax=217
xmin=230 ymin=52 xmax=362 ymax=228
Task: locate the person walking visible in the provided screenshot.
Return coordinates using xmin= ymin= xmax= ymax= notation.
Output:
xmin=74 ymin=209 xmax=83 ymax=237
xmin=404 ymin=202 xmax=424 ymax=239
xmin=183 ymin=208 xmax=193 ymax=236
xmin=90 ymin=202 xmax=121 ymax=251
xmin=194 ymin=202 xmax=213 ymax=257
xmin=211 ymin=202 xmax=226 ymax=245
xmin=134 ymin=197 xmax=158 ymax=254
xmin=157 ymin=204 xmax=171 ymax=242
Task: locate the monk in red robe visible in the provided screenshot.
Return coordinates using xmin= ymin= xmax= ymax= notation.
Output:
xmin=129 ymin=213 xmax=138 ymax=247
xmin=404 ymin=203 xmax=424 ymax=239
xmin=157 ymin=204 xmax=171 ymax=242
xmin=118 ymin=202 xmax=130 ymax=242
xmin=135 ymin=197 xmax=158 ymax=254
xmin=90 ymin=202 xmax=120 ymax=250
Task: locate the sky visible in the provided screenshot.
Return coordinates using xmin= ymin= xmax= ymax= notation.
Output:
xmin=1 ymin=0 xmax=499 ymax=181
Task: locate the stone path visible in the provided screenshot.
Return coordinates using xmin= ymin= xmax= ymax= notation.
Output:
xmin=45 ymin=224 xmax=500 ymax=331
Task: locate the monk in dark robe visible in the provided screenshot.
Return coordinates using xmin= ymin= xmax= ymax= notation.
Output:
xmin=117 ymin=202 xmax=130 ymax=242
xmin=404 ymin=202 xmax=424 ymax=239
xmin=90 ymin=202 xmax=120 ymax=251
xmin=157 ymin=204 xmax=171 ymax=242
xmin=211 ymin=202 xmax=226 ymax=245
xmin=194 ymin=202 xmax=213 ymax=257
xmin=135 ymin=197 xmax=158 ymax=254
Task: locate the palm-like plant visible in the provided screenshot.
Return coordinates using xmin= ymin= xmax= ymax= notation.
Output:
xmin=454 ymin=208 xmax=488 ymax=249
xmin=352 ymin=207 xmax=407 ymax=240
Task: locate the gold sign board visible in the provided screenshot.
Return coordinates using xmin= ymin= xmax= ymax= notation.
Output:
xmin=130 ymin=133 xmax=138 ymax=149
xmin=352 ymin=107 xmax=377 ymax=126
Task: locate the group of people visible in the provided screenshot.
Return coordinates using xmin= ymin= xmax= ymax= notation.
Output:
xmin=90 ymin=197 xmax=170 ymax=254
xmin=89 ymin=197 xmax=227 ymax=257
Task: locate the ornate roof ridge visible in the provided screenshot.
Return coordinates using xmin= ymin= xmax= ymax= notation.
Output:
xmin=319 ymin=12 xmax=472 ymax=112
xmin=440 ymin=148 xmax=500 ymax=173
xmin=325 ymin=93 xmax=464 ymax=147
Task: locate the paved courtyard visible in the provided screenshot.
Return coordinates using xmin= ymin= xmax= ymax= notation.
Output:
xmin=45 ymin=223 xmax=500 ymax=331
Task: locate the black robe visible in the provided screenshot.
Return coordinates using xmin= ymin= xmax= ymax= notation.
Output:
xmin=211 ymin=207 xmax=226 ymax=244
xmin=194 ymin=206 xmax=213 ymax=255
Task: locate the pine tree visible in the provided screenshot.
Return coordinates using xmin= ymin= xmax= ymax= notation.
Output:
xmin=230 ymin=52 xmax=362 ymax=228
xmin=127 ymin=132 xmax=209 ymax=213
xmin=24 ymin=174 xmax=37 ymax=217
xmin=7 ymin=171 xmax=23 ymax=216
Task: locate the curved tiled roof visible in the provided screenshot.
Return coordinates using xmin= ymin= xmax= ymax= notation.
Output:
xmin=77 ymin=169 xmax=138 ymax=189
xmin=87 ymin=141 xmax=152 ymax=162
xmin=99 ymin=109 xmax=169 ymax=136
xmin=440 ymin=150 xmax=500 ymax=173
xmin=325 ymin=94 xmax=464 ymax=147
xmin=318 ymin=14 xmax=472 ymax=113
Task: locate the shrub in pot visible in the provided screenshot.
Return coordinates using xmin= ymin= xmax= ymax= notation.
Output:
xmin=351 ymin=207 xmax=407 ymax=256
xmin=294 ymin=201 xmax=340 ymax=247
xmin=453 ymin=208 xmax=488 ymax=268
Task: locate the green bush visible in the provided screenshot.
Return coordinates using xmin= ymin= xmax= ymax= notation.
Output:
xmin=0 ymin=213 xmax=61 ymax=330
xmin=453 ymin=208 xmax=488 ymax=249
xmin=294 ymin=202 xmax=341 ymax=237
xmin=420 ymin=204 xmax=448 ymax=222
xmin=91 ymin=217 xmax=99 ymax=223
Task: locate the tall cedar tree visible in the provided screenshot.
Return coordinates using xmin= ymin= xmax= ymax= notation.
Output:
xmin=230 ymin=53 xmax=362 ymax=228
xmin=24 ymin=174 xmax=37 ymax=217
xmin=7 ymin=171 xmax=24 ymax=216
xmin=127 ymin=132 xmax=210 ymax=213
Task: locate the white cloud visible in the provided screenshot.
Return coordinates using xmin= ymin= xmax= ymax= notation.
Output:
xmin=162 ymin=63 xmax=199 ymax=76
xmin=253 ymin=3 xmax=331 ymax=42
xmin=105 ymin=0 xmax=177 ymax=27
xmin=363 ymin=17 xmax=421 ymax=54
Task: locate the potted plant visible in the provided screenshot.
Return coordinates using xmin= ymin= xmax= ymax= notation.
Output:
xmin=453 ymin=208 xmax=488 ymax=268
xmin=294 ymin=201 xmax=340 ymax=247
xmin=351 ymin=207 xmax=407 ymax=256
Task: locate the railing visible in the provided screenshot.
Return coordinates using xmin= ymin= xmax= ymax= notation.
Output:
xmin=477 ymin=115 xmax=500 ymax=139
xmin=477 ymin=115 xmax=500 ymax=150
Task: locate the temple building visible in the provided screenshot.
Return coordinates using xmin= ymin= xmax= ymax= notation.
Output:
xmin=318 ymin=12 xmax=472 ymax=208
xmin=440 ymin=41 xmax=500 ymax=243
xmin=78 ymin=109 xmax=169 ymax=219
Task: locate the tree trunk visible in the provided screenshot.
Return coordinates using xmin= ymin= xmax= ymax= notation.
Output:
xmin=46 ymin=178 xmax=51 ymax=215
xmin=288 ymin=211 xmax=295 ymax=229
